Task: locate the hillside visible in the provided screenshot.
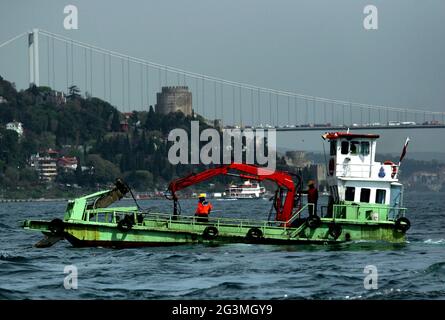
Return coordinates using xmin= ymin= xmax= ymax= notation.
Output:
xmin=0 ymin=76 xmax=214 ymax=198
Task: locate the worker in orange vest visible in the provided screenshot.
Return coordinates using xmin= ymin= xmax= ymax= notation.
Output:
xmin=195 ymin=193 xmax=213 ymax=222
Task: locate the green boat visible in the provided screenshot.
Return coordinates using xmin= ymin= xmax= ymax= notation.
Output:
xmin=22 ymin=132 xmax=411 ymax=248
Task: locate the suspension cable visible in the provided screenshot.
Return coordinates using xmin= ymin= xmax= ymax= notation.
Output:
xmin=37 ymin=29 xmax=442 ymax=116
xmin=3 ymin=29 xmax=442 ymax=119
xmin=0 ymin=32 xmax=26 ymax=49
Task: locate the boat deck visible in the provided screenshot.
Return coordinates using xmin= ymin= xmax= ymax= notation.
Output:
xmin=23 ymin=203 xmax=408 ymax=247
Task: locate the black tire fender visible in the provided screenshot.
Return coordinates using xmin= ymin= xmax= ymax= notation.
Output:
xmin=306 ymin=215 xmax=321 ymax=229
xmin=48 ymin=218 xmax=65 ymax=236
xmin=328 ymin=223 xmax=342 ymax=240
xmin=394 ymin=217 xmax=411 ymax=233
xmin=202 ymin=226 xmax=219 ymax=240
xmin=117 ymin=215 xmax=134 ymax=232
xmin=246 ymin=227 xmax=263 ymax=242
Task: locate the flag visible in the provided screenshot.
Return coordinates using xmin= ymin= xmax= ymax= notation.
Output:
xmin=399 ymin=137 xmax=410 ymax=164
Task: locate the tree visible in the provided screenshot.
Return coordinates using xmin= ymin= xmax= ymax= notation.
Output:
xmin=124 ymin=170 xmax=153 ymax=190
xmin=111 ymin=111 xmax=121 ymax=132
xmin=129 ymin=111 xmax=139 ymax=127
xmin=0 ymin=128 xmax=19 ymax=165
xmin=144 ymin=105 xmax=159 ymax=130
xmin=19 ymin=167 xmax=39 ymax=184
xmin=67 ymin=85 xmax=81 ymax=99
xmin=4 ymin=166 xmax=19 ymax=185
xmin=87 ymin=154 xmax=121 ymax=183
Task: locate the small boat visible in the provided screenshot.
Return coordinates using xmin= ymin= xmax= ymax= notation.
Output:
xmin=23 ymin=132 xmax=411 ymax=248
xmin=224 ymin=180 xmax=266 ymax=199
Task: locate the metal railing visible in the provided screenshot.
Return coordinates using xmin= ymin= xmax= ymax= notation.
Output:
xmin=81 ymin=202 xmax=405 ymax=232
xmin=286 ymin=204 xmax=312 ymax=225
xmin=85 ymin=207 xmax=138 ymax=223
xmin=82 ymin=203 xmax=314 ymax=231
xmin=335 ymin=163 xmax=400 ymax=179
xmin=320 ymin=203 xmax=407 ymax=221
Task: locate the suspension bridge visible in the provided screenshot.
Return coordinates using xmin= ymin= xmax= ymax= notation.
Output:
xmin=1 ymin=28 xmax=444 ymax=131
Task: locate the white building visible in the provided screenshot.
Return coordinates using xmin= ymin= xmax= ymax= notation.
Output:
xmin=29 ymin=149 xmax=59 ymax=182
xmin=6 ymin=121 xmax=24 ymax=137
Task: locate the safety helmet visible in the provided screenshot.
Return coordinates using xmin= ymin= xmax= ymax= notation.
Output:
xmin=198 ymin=193 xmax=207 ymax=198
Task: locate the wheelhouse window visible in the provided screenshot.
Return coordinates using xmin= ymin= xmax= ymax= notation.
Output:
xmin=345 ymin=187 xmax=355 ymax=201
xmin=350 ymin=141 xmax=360 ymax=155
xmin=360 ymin=188 xmax=371 ymax=203
xmin=375 ymin=189 xmax=386 ymax=204
xmin=330 ymin=140 xmax=337 ymax=156
xmin=340 ymin=140 xmax=370 ymax=156
xmin=341 ymin=141 xmax=349 ymax=154
xmin=360 ymin=142 xmax=370 ymax=155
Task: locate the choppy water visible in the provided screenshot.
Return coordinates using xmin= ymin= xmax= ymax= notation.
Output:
xmin=1 ymin=192 xmax=444 ymax=300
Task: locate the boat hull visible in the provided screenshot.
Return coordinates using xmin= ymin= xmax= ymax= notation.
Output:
xmin=23 ymin=216 xmax=406 ymax=248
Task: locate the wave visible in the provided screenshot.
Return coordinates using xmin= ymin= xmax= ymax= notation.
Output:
xmin=423 ymin=261 xmax=445 ymax=275
xmin=361 ymin=288 xmax=445 ymax=300
xmin=163 ymin=253 xmax=186 ymax=261
xmin=423 ymin=239 xmax=445 ymax=245
xmin=180 ymin=281 xmax=248 ymax=299
xmin=0 ymin=222 xmax=14 ymax=230
xmin=0 ymin=287 xmax=27 ymax=299
xmin=0 ymin=252 xmax=28 ymax=262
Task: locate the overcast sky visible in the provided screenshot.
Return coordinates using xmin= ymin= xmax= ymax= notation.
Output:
xmin=1 ymin=0 xmax=444 ymax=154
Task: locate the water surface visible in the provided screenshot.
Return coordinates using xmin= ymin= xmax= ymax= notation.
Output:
xmin=1 ymin=192 xmax=444 ymax=299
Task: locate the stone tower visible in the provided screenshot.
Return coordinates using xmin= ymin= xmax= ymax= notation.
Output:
xmin=155 ymin=86 xmax=192 ymax=116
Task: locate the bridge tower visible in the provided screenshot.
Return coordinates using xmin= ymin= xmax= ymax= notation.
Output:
xmin=28 ymin=28 xmax=40 ymax=87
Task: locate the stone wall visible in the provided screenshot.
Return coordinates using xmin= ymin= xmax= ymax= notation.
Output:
xmin=155 ymin=86 xmax=192 ymax=116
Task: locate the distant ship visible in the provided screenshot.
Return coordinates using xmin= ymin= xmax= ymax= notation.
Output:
xmin=224 ymin=180 xmax=266 ymax=199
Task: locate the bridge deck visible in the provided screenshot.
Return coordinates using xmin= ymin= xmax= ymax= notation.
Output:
xmin=273 ymin=124 xmax=445 ymax=131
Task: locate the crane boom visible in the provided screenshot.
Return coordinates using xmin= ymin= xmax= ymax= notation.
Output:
xmin=167 ymin=163 xmax=300 ymax=223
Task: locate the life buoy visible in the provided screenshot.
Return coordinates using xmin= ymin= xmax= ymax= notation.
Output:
xmin=202 ymin=226 xmax=219 ymax=240
xmin=306 ymin=215 xmax=321 ymax=229
xmin=117 ymin=215 xmax=134 ymax=232
xmin=48 ymin=218 xmax=65 ymax=236
xmin=394 ymin=217 xmax=411 ymax=233
xmin=328 ymin=223 xmax=342 ymax=240
xmin=246 ymin=227 xmax=263 ymax=242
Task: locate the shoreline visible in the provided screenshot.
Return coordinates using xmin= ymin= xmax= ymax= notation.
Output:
xmin=0 ymin=198 xmax=69 ymax=203
xmin=1 ymin=189 xmax=442 ymax=203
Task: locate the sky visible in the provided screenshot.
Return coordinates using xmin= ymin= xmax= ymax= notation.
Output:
xmin=0 ymin=0 xmax=444 ymax=154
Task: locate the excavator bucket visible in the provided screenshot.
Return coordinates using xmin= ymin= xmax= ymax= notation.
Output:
xmin=91 ymin=178 xmax=130 ymax=209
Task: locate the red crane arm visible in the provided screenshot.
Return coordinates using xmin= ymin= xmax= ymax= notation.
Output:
xmin=167 ymin=163 xmax=297 ymax=222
